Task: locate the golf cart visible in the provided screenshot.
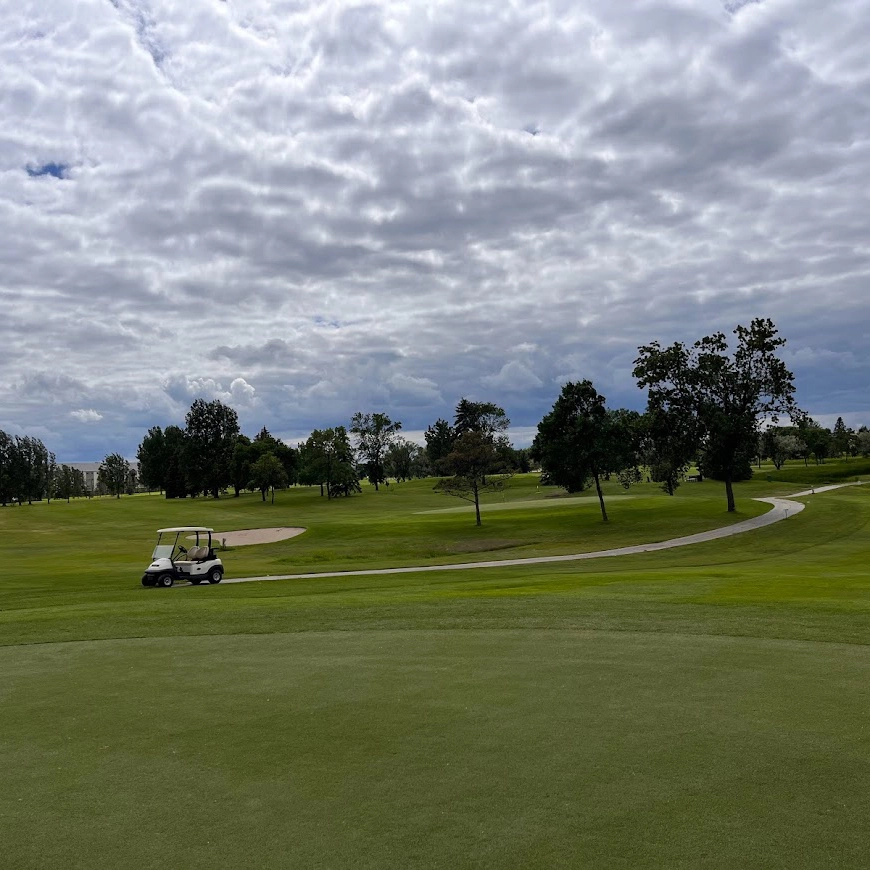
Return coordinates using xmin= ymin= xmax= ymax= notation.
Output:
xmin=142 ymin=527 xmax=224 ymax=588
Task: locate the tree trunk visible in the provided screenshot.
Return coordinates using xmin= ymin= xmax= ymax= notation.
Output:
xmin=261 ymin=489 xmax=266 ymax=501
xmin=725 ymin=474 xmax=736 ymax=512
xmin=473 ymin=481 xmax=481 ymax=526
xmin=593 ymin=473 xmax=608 ymax=522
xmin=271 ymin=487 xmax=275 ymax=505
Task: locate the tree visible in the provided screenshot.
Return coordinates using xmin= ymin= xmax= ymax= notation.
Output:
xmin=0 ymin=430 xmax=13 ymax=506
xmin=799 ymin=418 xmax=832 ymax=465
xmin=856 ymin=428 xmax=870 ymax=457
xmin=252 ymin=427 xmax=298 ymax=486
xmin=434 ymin=430 xmax=513 ymax=526
xmin=99 ymin=453 xmax=130 ymax=498
xmin=531 ymin=381 xmax=640 ymax=522
xmin=511 ymin=448 xmax=533 ymax=474
xmin=638 ymin=407 xmax=695 ymax=496
xmin=424 ymin=418 xmax=456 ymax=471
xmin=350 ymin=412 xmax=402 ymax=491
xmin=184 ymin=399 xmax=240 ymax=497
xmin=764 ymin=431 xmax=804 ymax=471
xmin=454 ymin=399 xmax=509 ymax=437
xmin=453 ymin=398 xmax=512 ymax=485
xmin=11 ymin=436 xmax=49 ymax=505
xmin=249 ymin=453 xmax=288 ymax=503
xmin=56 ymin=464 xmax=78 ymax=502
xmin=43 ymin=450 xmax=57 ymax=503
xmin=163 ymin=425 xmax=189 ymax=499
xmin=384 ymin=438 xmax=424 ymax=482
xmin=299 ymin=427 xmax=358 ymax=499
xmin=137 ymin=426 xmax=167 ymax=492
xmin=230 ymin=434 xmax=253 ymax=497
xmin=634 ymin=319 xmax=799 ymax=513
xmin=832 ymin=417 xmax=854 ymax=457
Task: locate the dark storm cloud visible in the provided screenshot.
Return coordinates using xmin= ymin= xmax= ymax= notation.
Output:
xmin=1 ymin=0 xmax=869 ymax=459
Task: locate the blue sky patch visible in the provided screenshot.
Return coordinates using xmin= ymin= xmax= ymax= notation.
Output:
xmin=26 ymin=162 xmax=69 ymax=179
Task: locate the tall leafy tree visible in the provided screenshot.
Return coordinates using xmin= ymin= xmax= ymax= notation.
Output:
xmin=634 ymin=319 xmax=799 ymax=513
xmin=453 ymin=398 xmax=512 ymax=484
xmin=99 ymin=453 xmax=130 ymax=498
xmin=0 ymin=430 xmax=13 ymax=506
xmin=385 ymin=438 xmax=424 ymax=482
xmin=350 ymin=412 xmax=402 ymax=491
xmin=56 ymin=464 xmax=79 ymax=502
xmin=12 ymin=436 xmax=49 ymax=505
xmin=454 ymin=399 xmax=510 ymax=437
xmin=798 ymin=418 xmax=832 ymax=465
xmin=137 ymin=426 xmax=167 ymax=492
xmin=531 ymin=381 xmax=640 ymax=522
xmin=43 ymin=450 xmax=57 ymax=503
xmin=832 ymin=416 xmax=854 ymax=456
xmin=163 ymin=425 xmax=189 ymax=499
xmin=250 ymin=427 xmax=298 ymax=489
xmin=230 ymin=434 xmax=253 ymax=497
xmin=249 ymin=453 xmax=289 ymax=503
xmin=184 ymin=399 xmax=240 ymax=497
xmin=766 ymin=433 xmax=804 ymax=470
xmin=434 ymin=430 xmax=513 ymax=526
xmin=638 ymin=407 xmax=695 ymax=496
xmin=424 ymin=418 xmax=456 ymax=471
xmin=299 ymin=427 xmax=358 ymax=499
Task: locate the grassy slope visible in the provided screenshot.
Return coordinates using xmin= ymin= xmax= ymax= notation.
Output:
xmin=2 ymin=464 xmax=870 ymax=868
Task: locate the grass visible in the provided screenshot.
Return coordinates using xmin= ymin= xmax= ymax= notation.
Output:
xmin=2 ymin=463 xmax=870 ymax=868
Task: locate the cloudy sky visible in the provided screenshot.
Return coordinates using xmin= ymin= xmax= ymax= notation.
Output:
xmin=2 ymin=0 xmax=869 ymax=460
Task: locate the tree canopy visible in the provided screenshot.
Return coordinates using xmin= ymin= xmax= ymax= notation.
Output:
xmin=634 ymin=318 xmax=799 ymax=512
xmin=137 ymin=426 xmax=166 ymax=492
xmin=184 ymin=399 xmax=240 ymax=497
xmin=350 ymin=412 xmax=402 ymax=491
xmin=434 ymin=430 xmax=513 ymax=526
xmin=531 ymin=380 xmax=640 ymax=522
xmin=299 ymin=427 xmax=359 ymax=499
xmin=99 ymin=453 xmax=130 ymax=498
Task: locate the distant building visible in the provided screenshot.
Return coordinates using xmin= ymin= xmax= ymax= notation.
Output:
xmin=67 ymin=461 xmax=140 ymax=494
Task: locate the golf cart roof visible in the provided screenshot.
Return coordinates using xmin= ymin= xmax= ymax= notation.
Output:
xmin=157 ymin=527 xmax=214 ymax=534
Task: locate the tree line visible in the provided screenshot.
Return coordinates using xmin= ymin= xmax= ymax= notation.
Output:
xmin=4 ymin=320 xmax=868 ymax=513
xmin=529 ymin=318 xmax=858 ymax=521
xmin=132 ymin=398 xmax=530 ymax=505
xmin=0 ymin=432 xmax=140 ymax=505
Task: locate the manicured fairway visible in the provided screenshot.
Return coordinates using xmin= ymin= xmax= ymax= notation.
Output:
xmin=3 ymin=630 xmax=870 ymax=869
xmin=2 ymin=467 xmax=870 ymax=867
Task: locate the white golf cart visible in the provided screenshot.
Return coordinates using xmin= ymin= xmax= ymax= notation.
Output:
xmin=142 ymin=527 xmax=224 ymax=588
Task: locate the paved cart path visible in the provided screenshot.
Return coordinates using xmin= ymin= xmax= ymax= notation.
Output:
xmin=215 ymin=482 xmax=862 ymax=586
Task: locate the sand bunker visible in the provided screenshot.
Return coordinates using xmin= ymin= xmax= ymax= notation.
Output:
xmin=195 ymin=527 xmax=307 ymax=547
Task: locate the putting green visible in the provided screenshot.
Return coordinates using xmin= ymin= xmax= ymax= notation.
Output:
xmin=2 ymin=629 xmax=869 ymax=869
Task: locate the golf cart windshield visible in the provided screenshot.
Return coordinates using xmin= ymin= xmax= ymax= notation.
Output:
xmin=152 ymin=544 xmax=174 ymax=560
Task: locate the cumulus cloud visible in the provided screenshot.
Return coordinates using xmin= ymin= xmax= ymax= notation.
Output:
xmin=163 ymin=375 xmax=257 ymax=407
xmin=0 ymin=0 xmax=868 ymax=458
xmin=70 ymin=409 xmax=103 ymax=423
xmin=483 ymin=361 xmax=544 ymax=392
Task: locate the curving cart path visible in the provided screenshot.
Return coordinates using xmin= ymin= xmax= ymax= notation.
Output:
xmin=216 ymin=483 xmax=861 ymax=586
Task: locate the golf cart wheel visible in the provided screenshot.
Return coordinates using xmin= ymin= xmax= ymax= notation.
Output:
xmin=207 ymin=568 xmax=223 ymax=584
xmin=157 ymin=573 xmax=174 ymax=588
xmin=189 ymin=578 xmax=202 ymax=585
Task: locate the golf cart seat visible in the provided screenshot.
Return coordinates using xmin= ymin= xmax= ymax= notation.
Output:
xmin=188 ymin=545 xmax=208 ymax=561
